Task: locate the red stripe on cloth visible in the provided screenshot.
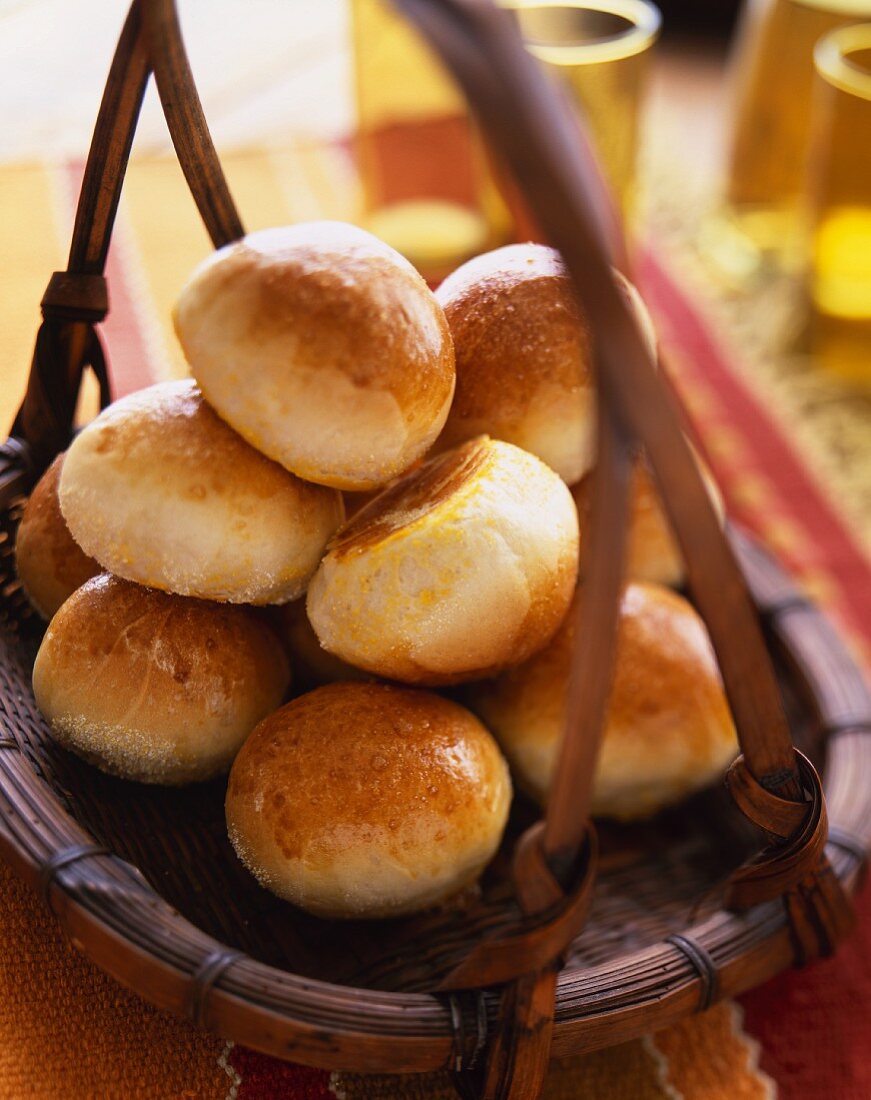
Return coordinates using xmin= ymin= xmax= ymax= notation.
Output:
xmin=62 ymin=161 xmax=158 ymax=398
xmin=230 ymin=1046 xmax=334 ymax=1099
xmin=739 ymin=882 xmax=871 ymax=1099
xmin=637 ymin=248 xmax=871 ymax=656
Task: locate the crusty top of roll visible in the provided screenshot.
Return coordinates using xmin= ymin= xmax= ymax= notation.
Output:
xmin=174 ymin=222 xmax=456 ymax=490
xmin=58 ymin=380 xmax=344 ymax=605
xmin=226 ymin=682 xmax=512 ymax=917
xmin=14 ymin=453 xmax=100 ymax=619
xmin=307 ymin=437 xmax=579 ymax=685
xmin=33 ymin=575 xmax=290 ymax=785
xmin=435 ymin=244 xmax=592 ymax=478
xmin=434 ymin=244 xmax=657 ymax=484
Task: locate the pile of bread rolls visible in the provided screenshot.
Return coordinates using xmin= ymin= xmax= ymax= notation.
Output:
xmin=17 ymin=223 xmax=737 ymax=921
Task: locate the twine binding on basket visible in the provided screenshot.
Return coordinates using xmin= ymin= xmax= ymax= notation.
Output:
xmin=665 ymin=935 xmax=720 ymax=1013
xmin=38 ymin=843 xmax=111 ymax=908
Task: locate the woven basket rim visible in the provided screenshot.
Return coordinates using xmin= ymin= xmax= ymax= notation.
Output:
xmin=1 ymin=513 xmax=869 ymax=1073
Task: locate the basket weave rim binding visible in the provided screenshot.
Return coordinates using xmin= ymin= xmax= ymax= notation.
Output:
xmin=0 ymin=0 xmax=869 ymax=1092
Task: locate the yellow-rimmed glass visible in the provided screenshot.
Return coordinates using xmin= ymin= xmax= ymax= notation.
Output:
xmin=708 ymin=0 xmax=871 ymax=284
xmin=805 ymin=23 xmax=871 ymax=382
xmin=501 ymin=0 xmax=661 ymax=224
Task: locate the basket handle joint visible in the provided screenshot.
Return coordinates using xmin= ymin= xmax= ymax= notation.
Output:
xmin=725 ymin=750 xmax=855 ymax=962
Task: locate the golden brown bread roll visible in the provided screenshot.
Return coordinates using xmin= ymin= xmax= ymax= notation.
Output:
xmin=174 ymin=222 xmax=456 ymax=491
xmin=273 ymin=599 xmax=371 ymax=690
xmin=59 ymin=380 xmax=344 ymax=605
xmin=434 ymin=244 xmax=656 ymax=483
xmin=307 ymin=437 xmax=579 ymax=685
xmin=225 ymin=682 xmax=511 ymax=917
xmin=571 ymin=451 xmax=725 ymax=589
xmin=14 ymin=454 xmax=100 ymax=618
xmin=32 ymin=575 xmax=291 ymax=785
xmin=467 ymin=583 xmax=738 ymax=820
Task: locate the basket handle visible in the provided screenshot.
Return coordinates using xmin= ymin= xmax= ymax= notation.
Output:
xmin=141 ymin=0 xmax=243 ymax=247
xmin=12 ymin=0 xmax=150 ymax=473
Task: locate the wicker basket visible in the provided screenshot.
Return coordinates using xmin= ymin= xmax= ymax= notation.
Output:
xmin=1 ymin=1 xmax=869 ymax=1097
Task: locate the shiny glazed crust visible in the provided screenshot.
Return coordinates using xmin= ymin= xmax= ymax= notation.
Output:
xmin=435 ymin=245 xmax=657 ymax=484
xmin=58 ymin=380 xmax=344 ymax=605
xmin=225 ymin=682 xmax=512 ymax=918
xmin=174 ymin=222 xmax=456 ymax=490
xmin=306 ymin=438 xmax=580 ymax=685
xmin=32 ymin=575 xmax=291 ymax=785
xmin=467 ymin=582 xmax=738 ymax=820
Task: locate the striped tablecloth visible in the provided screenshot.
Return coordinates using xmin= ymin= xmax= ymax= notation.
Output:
xmin=0 ymin=147 xmax=869 ymax=1099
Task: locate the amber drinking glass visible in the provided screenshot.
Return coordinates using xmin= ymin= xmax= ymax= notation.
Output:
xmin=709 ymin=0 xmax=871 ymax=283
xmin=805 ymin=23 xmax=871 ymax=382
xmin=502 ymin=0 xmax=661 ymax=226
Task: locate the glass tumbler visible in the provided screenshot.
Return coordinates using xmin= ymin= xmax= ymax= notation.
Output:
xmin=805 ymin=23 xmax=871 ymax=383
xmin=501 ymin=0 xmax=661 ymax=227
xmin=709 ymin=0 xmax=871 ymax=283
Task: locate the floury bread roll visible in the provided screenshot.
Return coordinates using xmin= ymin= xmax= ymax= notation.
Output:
xmin=226 ymin=682 xmax=512 ymax=917
xmin=434 ymin=244 xmax=657 ymax=484
xmin=32 ymin=576 xmax=290 ymax=785
xmin=571 ymin=453 xmax=725 ymax=589
xmin=468 ymin=583 xmax=738 ymax=821
xmin=59 ymin=380 xmax=344 ymax=604
xmin=307 ymin=437 xmax=579 ymax=685
xmin=14 ymin=454 xmax=100 ymax=618
xmin=174 ymin=222 xmax=456 ymax=491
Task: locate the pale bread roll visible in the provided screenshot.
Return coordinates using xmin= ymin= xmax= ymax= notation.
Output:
xmin=468 ymin=583 xmax=738 ymax=821
xmin=434 ymin=244 xmax=656 ymax=484
xmin=307 ymin=437 xmax=579 ymax=685
xmin=33 ymin=575 xmax=291 ymax=785
xmin=14 ymin=454 xmax=100 ymax=619
xmin=572 ymin=452 xmax=725 ymax=589
xmin=225 ymin=682 xmax=511 ymax=918
xmin=174 ymin=222 xmax=456 ymax=491
xmin=59 ymin=380 xmax=344 ymax=605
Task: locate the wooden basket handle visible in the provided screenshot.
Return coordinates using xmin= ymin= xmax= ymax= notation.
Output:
xmin=141 ymin=0 xmax=243 ymax=248
xmin=11 ymin=0 xmax=150 ymax=471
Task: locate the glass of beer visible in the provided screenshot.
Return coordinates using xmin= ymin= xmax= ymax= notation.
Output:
xmin=805 ymin=23 xmax=871 ymax=383
xmin=708 ymin=0 xmax=870 ymax=284
xmin=351 ymin=0 xmax=512 ymax=284
xmin=501 ymin=0 xmax=661 ymax=226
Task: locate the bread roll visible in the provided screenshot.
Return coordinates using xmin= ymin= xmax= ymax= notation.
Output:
xmin=434 ymin=244 xmax=656 ymax=484
xmin=174 ymin=222 xmax=456 ymax=491
xmin=571 ymin=452 xmax=725 ymax=589
xmin=226 ymin=682 xmax=511 ymax=918
xmin=32 ymin=575 xmax=290 ymax=785
xmin=274 ymin=599 xmax=371 ymax=690
xmin=468 ymin=583 xmax=737 ymax=820
xmin=14 ymin=454 xmax=100 ymax=618
xmin=307 ymin=437 xmax=579 ymax=685
xmin=59 ymin=380 xmax=344 ymax=605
